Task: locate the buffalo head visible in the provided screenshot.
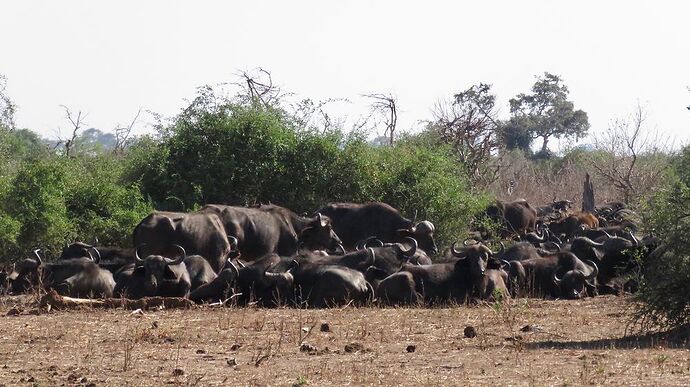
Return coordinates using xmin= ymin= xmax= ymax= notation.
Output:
xmin=553 ymin=260 xmax=598 ymax=299
xmin=134 ymin=244 xmax=188 ymax=296
xmin=452 ymin=241 xmax=505 ymax=279
xmin=397 ymin=220 xmax=438 ymax=255
xmin=298 ymin=213 xmax=343 ymax=252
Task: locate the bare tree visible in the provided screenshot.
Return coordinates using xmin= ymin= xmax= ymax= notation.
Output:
xmin=0 ymin=74 xmax=16 ymax=130
xmin=113 ymin=108 xmax=142 ymax=155
xmin=430 ymin=83 xmax=503 ymax=185
xmin=364 ymin=93 xmax=398 ymax=145
xmin=231 ymin=68 xmax=288 ymax=108
xmin=56 ymin=105 xmax=88 ymax=157
xmin=589 ymin=103 xmax=672 ymax=204
xmin=290 ymin=97 xmax=349 ymax=133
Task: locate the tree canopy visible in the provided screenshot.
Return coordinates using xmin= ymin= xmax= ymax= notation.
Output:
xmin=505 ymin=72 xmax=589 ymax=155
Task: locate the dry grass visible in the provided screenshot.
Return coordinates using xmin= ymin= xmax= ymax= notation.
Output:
xmin=0 ymin=296 xmax=688 ymax=386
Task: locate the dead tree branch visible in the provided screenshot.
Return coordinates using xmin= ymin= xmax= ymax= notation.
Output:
xmin=113 ymin=108 xmax=142 ymax=154
xmin=364 ymin=93 xmax=398 ymax=145
xmin=589 ymin=103 xmax=671 ymax=204
xmin=57 ymin=105 xmax=88 ymax=157
xmin=430 ymin=83 xmax=503 ymax=186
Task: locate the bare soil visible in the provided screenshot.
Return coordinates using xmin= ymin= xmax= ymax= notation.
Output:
xmin=0 ymin=295 xmax=688 ymax=386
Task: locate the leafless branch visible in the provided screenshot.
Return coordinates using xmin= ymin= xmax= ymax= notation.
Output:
xmin=588 ymin=103 xmax=672 ymax=204
xmin=228 ymin=68 xmax=289 ymax=108
xmin=0 ymin=74 xmax=17 ymax=130
xmin=429 ymin=85 xmax=503 ymax=186
xmin=113 ymin=108 xmax=142 ymax=154
xmin=58 ymin=105 xmax=88 ymax=157
xmin=364 ymin=93 xmax=397 ymax=145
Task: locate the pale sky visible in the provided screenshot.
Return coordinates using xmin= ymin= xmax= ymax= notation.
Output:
xmin=1 ymin=1 xmax=689 ymax=147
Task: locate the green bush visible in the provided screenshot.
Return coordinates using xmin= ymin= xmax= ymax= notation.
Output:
xmin=126 ymin=89 xmax=489 ymax=249
xmin=0 ymin=155 xmax=152 ymax=260
xmin=634 ymin=146 xmax=690 ymax=330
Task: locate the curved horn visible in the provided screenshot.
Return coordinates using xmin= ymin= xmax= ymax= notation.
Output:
xmin=553 ymin=267 xmax=563 ymax=285
xmin=32 ymin=249 xmax=43 ymax=265
xmin=89 ymin=247 xmax=101 ymax=263
xmin=226 ymin=260 xmax=239 ymax=280
xmin=584 ymin=260 xmax=599 ymax=280
xmin=366 ymin=247 xmax=376 ymax=266
xmin=501 ymin=260 xmax=511 ymax=270
xmin=134 ymin=244 xmax=146 ymax=264
xmin=400 ymin=237 xmax=417 ymax=257
xmin=543 ymin=241 xmax=561 ymax=251
xmin=363 ymin=237 xmax=384 ymax=249
xmin=491 ymin=241 xmax=505 ymax=256
xmin=582 ymin=238 xmax=604 ymax=248
xmin=628 ymin=230 xmax=639 ymax=247
xmin=227 ymin=236 xmax=238 ymax=250
xmin=451 ymin=242 xmax=467 ymax=259
xmin=93 ymin=237 xmax=99 ymax=246
xmin=167 ymin=245 xmax=187 ymax=265
xmin=463 ymin=238 xmax=478 ymax=246
xmin=317 ymin=212 xmax=326 ymax=227
xmin=602 ymin=230 xmax=612 ymax=239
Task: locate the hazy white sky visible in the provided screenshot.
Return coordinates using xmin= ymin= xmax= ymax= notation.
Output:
xmin=2 ymin=1 xmax=689 ymax=146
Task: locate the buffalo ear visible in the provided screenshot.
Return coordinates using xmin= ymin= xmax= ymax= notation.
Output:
xmin=132 ymin=267 xmax=146 ymax=278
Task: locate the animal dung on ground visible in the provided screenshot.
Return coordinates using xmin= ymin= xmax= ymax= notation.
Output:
xmin=464 ymin=326 xmax=477 ymax=338
xmin=406 ymin=345 xmax=416 ymax=353
xmin=344 ymin=342 xmax=366 ymax=353
xmin=300 ymin=343 xmax=317 ymax=354
xmin=320 ymin=322 xmax=331 ymax=332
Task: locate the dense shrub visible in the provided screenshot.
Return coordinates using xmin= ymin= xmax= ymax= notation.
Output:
xmin=634 ymin=146 xmax=690 ymax=330
xmin=0 ymin=155 xmax=151 ymax=260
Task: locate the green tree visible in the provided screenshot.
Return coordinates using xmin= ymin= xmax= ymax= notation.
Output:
xmin=507 ymin=72 xmax=589 ymax=154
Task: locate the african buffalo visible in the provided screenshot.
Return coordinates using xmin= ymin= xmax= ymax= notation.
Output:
xmin=314 ymin=202 xmax=438 ymax=254
xmin=547 ymin=212 xmax=599 ymax=240
xmin=485 ymin=199 xmax=538 ymax=237
xmin=506 ymin=251 xmax=598 ymax=299
xmin=376 ymin=242 xmax=504 ymax=305
xmin=201 ymin=204 xmax=342 ymax=261
xmin=60 ymin=241 xmax=135 ymax=274
xmin=291 ymin=264 xmax=373 ymax=308
xmin=536 ymin=199 xmax=573 ymax=218
xmin=115 ymin=245 xmax=190 ymax=298
xmin=9 ymin=249 xmax=115 ymax=298
xmin=133 ymin=211 xmax=233 ymax=272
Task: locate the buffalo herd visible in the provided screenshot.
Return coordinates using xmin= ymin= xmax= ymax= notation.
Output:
xmin=1 ymin=199 xmax=657 ymax=308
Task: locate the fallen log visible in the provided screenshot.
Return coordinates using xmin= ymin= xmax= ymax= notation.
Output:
xmin=39 ymin=289 xmax=195 ymax=311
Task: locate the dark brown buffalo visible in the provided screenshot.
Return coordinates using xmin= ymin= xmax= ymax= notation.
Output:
xmin=376 ymin=242 xmax=504 ymax=305
xmin=114 ymin=245 xmax=190 ymax=299
xmin=485 ymin=199 xmax=538 ymax=237
xmin=201 ymin=204 xmax=342 ymax=261
xmin=548 ymin=212 xmax=599 ymax=240
xmin=9 ymin=249 xmax=115 ymax=298
xmin=133 ymin=211 xmax=233 ymax=273
xmin=506 ymin=251 xmax=598 ymax=299
xmin=536 ymin=199 xmax=573 ymax=218
xmin=313 ymin=202 xmax=438 ymax=254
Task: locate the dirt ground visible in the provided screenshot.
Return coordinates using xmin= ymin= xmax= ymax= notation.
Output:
xmin=0 ymin=295 xmax=689 ymax=386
